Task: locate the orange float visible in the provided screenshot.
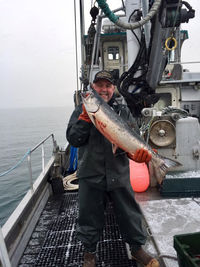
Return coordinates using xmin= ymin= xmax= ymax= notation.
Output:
xmin=129 ymin=160 xmax=150 ymax=192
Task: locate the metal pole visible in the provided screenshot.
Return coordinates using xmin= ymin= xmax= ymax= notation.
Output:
xmin=41 ymin=144 xmax=45 ymax=173
xmin=0 ymin=227 xmax=11 ymax=267
xmin=27 ymin=154 xmax=33 ymax=192
xmin=94 ymin=15 xmax=102 ymax=65
xmin=74 ymin=0 xmax=80 ymax=91
xmin=79 ymin=0 xmax=85 ymax=67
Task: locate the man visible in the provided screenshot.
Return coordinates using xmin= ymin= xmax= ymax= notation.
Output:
xmin=66 ymin=70 xmax=159 ymax=267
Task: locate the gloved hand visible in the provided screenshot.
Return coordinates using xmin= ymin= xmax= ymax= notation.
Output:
xmin=78 ymin=104 xmax=91 ymax=123
xmin=129 ymin=148 xmax=152 ymax=164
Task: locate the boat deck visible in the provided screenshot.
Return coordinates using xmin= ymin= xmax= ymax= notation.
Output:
xmin=136 ymin=188 xmax=200 ymax=267
xmin=18 ymin=188 xmax=200 ymax=267
xmin=19 ymin=192 xmax=138 ymax=267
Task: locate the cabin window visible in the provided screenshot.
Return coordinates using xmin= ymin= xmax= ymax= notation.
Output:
xmin=108 ymin=46 xmax=119 ymax=60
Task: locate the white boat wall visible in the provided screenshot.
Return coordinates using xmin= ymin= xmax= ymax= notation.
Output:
xmin=1 ymin=1 xmax=200 ymax=267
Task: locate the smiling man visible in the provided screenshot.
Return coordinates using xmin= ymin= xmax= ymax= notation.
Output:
xmin=66 ymin=70 xmax=159 ymax=267
xmin=92 ymin=71 xmax=115 ymax=102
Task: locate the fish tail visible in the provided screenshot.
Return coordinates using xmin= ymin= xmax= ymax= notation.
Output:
xmin=163 ymin=156 xmax=182 ymax=169
xmin=151 ymin=156 xmax=182 ymax=185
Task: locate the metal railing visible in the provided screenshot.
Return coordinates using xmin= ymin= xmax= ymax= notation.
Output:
xmin=27 ymin=134 xmax=57 ymax=191
xmin=0 ymin=134 xmax=57 ymax=267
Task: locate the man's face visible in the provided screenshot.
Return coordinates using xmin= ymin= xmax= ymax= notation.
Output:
xmin=92 ymin=79 xmax=115 ymax=102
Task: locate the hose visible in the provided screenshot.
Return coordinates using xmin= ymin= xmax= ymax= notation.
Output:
xmin=96 ymin=0 xmax=162 ymax=30
xmin=161 ymin=106 xmax=189 ymax=117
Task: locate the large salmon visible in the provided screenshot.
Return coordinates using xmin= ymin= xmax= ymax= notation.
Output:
xmin=81 ymin=88 xmax=181 ymax=184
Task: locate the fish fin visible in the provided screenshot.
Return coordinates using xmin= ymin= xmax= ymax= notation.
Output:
xmin=162 ymin=156 xmax=182 ymax=169
xmin=89 ymin=114 xmax=96 ymax=125
xmin=112 ymin=144 xmax=118 ymax=154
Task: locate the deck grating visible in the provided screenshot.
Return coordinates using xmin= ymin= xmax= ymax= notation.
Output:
xmin=19 ymin=192 xmax=137 ymax=267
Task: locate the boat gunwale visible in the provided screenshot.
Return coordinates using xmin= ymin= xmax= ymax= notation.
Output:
xmin=2 ymin=155 xmax=55 ymax=266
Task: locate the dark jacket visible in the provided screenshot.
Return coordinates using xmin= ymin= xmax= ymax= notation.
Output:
xmin=66 ymin=100 xmax=139 ymax=191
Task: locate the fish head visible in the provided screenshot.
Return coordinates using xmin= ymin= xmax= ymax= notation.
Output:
xmin=81 ymin=89 xmax=102 ymax=113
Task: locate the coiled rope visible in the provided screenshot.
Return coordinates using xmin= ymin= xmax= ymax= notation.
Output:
xmin=63 ymin=172 xmax=79 ymax=191
xmin=0 ymin=149 xmax=31 ymax=177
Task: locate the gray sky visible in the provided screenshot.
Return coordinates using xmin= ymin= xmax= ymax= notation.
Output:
xmin=0 ymin=0 xmax=199 ymax=109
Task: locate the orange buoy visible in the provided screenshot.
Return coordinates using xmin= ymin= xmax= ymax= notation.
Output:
xmin=129 ymin=160 xmax=150 ymax=192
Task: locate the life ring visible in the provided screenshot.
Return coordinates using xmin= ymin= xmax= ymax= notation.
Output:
xmin=63 ymin=172 xmax=79 ymax=191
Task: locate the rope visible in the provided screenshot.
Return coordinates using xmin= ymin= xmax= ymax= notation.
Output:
xmin=63 ymin=172 xmax=79 ymax=191
xmin=0 ymin=149 xmax=31 ymax=177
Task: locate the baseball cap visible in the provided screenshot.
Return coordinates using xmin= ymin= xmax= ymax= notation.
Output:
xmin=93 ymin=70 xmax=115 ymax=84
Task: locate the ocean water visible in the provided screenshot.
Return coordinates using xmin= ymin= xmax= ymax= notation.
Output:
xmin=0 ymin=106 xmax=73 ymax=226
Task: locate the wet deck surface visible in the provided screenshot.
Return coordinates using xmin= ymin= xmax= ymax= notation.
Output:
xmin=136 ymin=188 xmax=200 ymax=267
xmin=19 ymin=192 xmax=137 ymax=267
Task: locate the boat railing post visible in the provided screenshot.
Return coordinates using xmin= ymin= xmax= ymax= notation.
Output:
xmin=41 ymin=143 xmax=45 ymax=174
xmin=27 ymin=153 xmax=33 ymax=192
xmin=0 ymin=226 xmax=11 ymax=267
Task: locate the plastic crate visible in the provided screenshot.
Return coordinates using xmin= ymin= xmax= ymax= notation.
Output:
xmin=160 ymin=178 xmax=200 ymax=197
xmin=174 ymin=232 xmax=200 ymax=267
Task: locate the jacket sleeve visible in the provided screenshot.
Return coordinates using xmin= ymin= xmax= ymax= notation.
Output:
xmin=66 ymin=105 xmax=92 ymax=147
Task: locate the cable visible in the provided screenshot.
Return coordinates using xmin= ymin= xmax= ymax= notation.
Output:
xmin=121 ymin=0 xmax=125 ymax=11
xmin=0 ymin=149 xmax=31 ymax=177
xmin=128 ymin=9 xmax=141 ymax=46
xmin=117 ymin=32 xmax=147 ymax=97
xmin=166 ymin=0 xmax=181 ymax=53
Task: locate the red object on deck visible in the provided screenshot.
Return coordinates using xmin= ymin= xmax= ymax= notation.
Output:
xmin=129 ymin=160 xmax=150 ymax=192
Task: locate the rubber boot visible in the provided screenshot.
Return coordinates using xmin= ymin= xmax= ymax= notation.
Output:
xmin=132 ymin=248 xmax=160 ymax=267
xmin=83 ymin=252 xmax=96 ymax=267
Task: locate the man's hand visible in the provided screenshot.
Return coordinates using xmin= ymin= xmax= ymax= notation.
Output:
xmin=78 ymin=104 xmax=91 ymax=123
xmin=128 ymin=148 xmax=152 ymax=164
